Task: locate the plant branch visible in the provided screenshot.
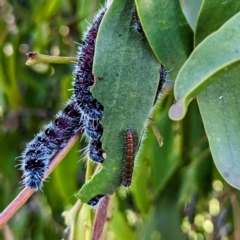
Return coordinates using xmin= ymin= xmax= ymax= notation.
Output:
xmin=99 ymin=194 xmax=115 ymax=240
xmin=91 ymin=196 xmax=110 ymax=240
xmin=0 ymin=132 xmax=81 ymax=228
xmin=230 ymin=191 xmax=240 ymax=240
xmin=26 ymin=52 xmax=78 ymax=66
xmin=149 ymin=121 xmax=164 ymax=147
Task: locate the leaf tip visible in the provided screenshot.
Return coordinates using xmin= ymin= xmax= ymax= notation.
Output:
xmin=168 ymin=100 xmax=185 ymax=121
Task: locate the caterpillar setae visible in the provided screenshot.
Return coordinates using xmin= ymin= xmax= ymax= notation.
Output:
xmin=20 ymin=98 xmax=83 ymax=190
xmin=154 ymin=64 xmax=167 ymax=104
xmin=74 ymin=7 xmax=106 ymax=164
xmin=132 ymin=5 xmax=143 ymax=33
xmin=122 ymin=129 xmax=136 ymax=187
xmin=20 ymin=7 xmax=107 ymax=190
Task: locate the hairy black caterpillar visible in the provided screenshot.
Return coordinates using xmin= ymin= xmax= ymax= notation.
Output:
xmin=20 ymin=98 xmax=83 ymax=190
xmin=154 ymin=64 xmax=167 ymax=103
xmin=122 ymin=129 xmax=136 ymax=187
xmin=20 ymin=7 xmax=107 ymax=190
xmin=132 ymin=5 xmax=143 ymax=33
xmin=74 ymin=7 xmax=106 ymax=163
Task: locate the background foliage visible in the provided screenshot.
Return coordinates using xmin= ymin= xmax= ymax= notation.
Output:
xmin=0 ymin=0 xmax=240 ymax=239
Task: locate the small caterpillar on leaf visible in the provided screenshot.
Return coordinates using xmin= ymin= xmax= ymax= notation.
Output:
xmin=122 ymin=129 xmax=136 ymax=187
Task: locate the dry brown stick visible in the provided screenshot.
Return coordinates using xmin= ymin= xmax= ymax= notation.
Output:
xmin=0 ymin=132 xmax=81 ymax=228
xmin=2 ymin=224 xmax=15 ymax=240
xmin=100 ymin=194 xmax=115 ymax=240
xmin=149 ymin=121 xmax=164 ymax=147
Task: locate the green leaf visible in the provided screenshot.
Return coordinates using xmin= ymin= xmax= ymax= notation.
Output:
xmin=141 ymin=174 xmax=185 ymax=240
xmin=34 ymin=0 xmax=62 ymax=22
xmin=198 ymin=63 xmax=240 ymax=189
xmin=193 ymin=0 xmax=240 ymax=189
xmin=77 ymin=0 xmax=102 ymax=33
xmin=135 ymin=0 xmax=193 ymax=79
xmin=181 ymin=0 xmax=202 ymax=30
xmin=150 ymin=93 xmax=182 ymax=193
xmin=75 ymin=0 xmax=160 ymax=203
xmin=179 ymin=148 xmax=212 ymax=204
xmin=169 ymin=12 xmax=240 ymax=120
xmin=130 ymin=151 xmax=150 ymax=215
xmin=195 ymin=0 xmax=240 ymax=46
xmin=131 ymin=93 xmax=183 ymax=214
xmin=110 ymin=199 xmax=137 ymax=240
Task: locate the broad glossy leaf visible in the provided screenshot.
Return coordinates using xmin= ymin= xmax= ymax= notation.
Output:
xmin=75 ymin=0 xmax=160 ymax=203
xmin=194 ymin=0 xmax=240 ymax=189
xmin=198 ymin=63 xmax=240 ymax=189
xmin=181 ymin=0 xmax=202 ymax=30
xmin=169 ymin=13 xmax=240 ymax=120
xmin=135 ymin=0 xmax=193 ymax=79
xmin=195 ymin=0 xmax=240 ymax=46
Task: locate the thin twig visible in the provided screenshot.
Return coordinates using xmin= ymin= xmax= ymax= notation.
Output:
xmin=100 ymin=194 xmax=115 ymax=240
xmin=149 ymin=121 xmax=163 ymax=147
xmin=2 ymin=224 xmax=15 ymax=240
xmin=0 ymin=132 xmax=81 ymax=228
xmin=26 ymin=52 xmax=78 ymax=66
xmin=62 ymin=200 xmax=82 ymax=240
xmin=230 ymin=191 xmax=240 ymax=240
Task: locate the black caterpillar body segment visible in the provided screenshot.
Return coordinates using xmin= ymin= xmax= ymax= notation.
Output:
xmin=74 ymin=8 xmax=106 ymax=163
xmin=85 ymin=119 xmax=103 ymax=139
xmin=88 ymin=194 xmax=105 ymax=206
xmin=159 ymin=64 xmax=167 ymax=93
xmin=154 ymin=64 xmax=167 ymax=104
xmin=20 ymin=98 xmax=83 ymax=190
xmin=122 ymin=129 xmax=136 ymax=187
xmin=20 ymin=8 xmax=107 ymax=190
xmin=88 ymin=139 xmax=105 ymax=163
xmin=74 ymin=9 xmax=106 ymax=121
xmin=133 ymin=5 xmax=143 ymax=33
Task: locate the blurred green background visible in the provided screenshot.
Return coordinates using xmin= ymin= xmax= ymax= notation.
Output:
xmin=0 ymin=0 xmax=239 ymax=239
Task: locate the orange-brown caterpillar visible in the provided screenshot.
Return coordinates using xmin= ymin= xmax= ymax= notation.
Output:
xmin=122 ymin=129 xmax=136 ymax=187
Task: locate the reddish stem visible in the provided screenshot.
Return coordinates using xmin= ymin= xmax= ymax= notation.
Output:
xmin=0 ymin=133 xmax=81 ymax=228
xmin=91 ymin=196 xmax=110 ymax=240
